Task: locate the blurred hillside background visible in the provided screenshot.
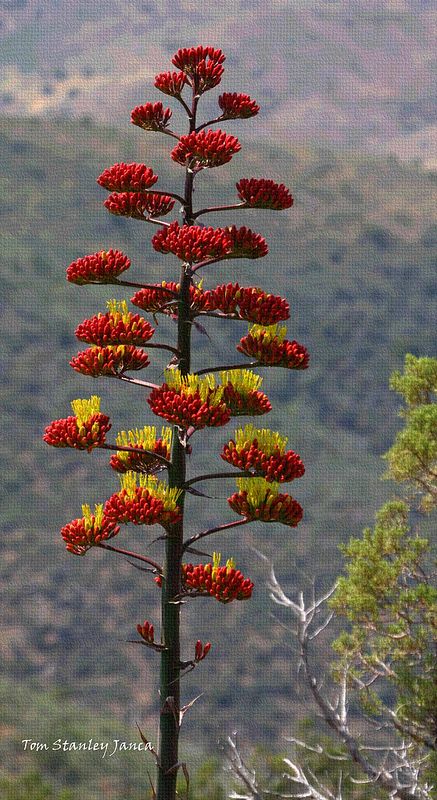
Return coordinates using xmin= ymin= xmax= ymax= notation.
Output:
xmin=0 ymin=1 xmax=436 ymax=798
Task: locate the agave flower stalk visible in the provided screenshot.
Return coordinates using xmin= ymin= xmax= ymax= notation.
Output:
xmin=45 ymin=44 xmax=309 ymax=800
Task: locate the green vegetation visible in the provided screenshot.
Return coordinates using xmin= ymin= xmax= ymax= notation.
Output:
xmin=1 ymin=117 xmax=435 ymax=794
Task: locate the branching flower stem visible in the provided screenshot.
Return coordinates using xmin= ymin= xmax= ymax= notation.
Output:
xmin=155 ymin=81 xmax=199 ymax=800
xmin=195 ymin=361 xmax=260 ymax=376
xmin=184 ymin=470 xmax=253 ymax=488
xmin=182 ymin=518 xmax=250 ymax=554
xmin=193 ymin=201 xmax=246 ymax=218
xmin=100 ymin=443 xmax=171 ymax=468
xmin=97 ymin=542 xmax=162 ymax=572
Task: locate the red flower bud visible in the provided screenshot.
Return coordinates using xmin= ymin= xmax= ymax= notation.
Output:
xmin=60 ymin=503 xmax=119 ymax=556
xmin=137 ymin=621 xmax=155 ymax=643
xmin=238 ymin=325 xmax=309 ymax=369
xmin=218 ymin=93 xmax=259 ymax=119
xmin=66 ymin=249 xmax=130 ymax=285
xmin=152 ymin=221 xmax=232 ymax=264
xmin=154 ymin=71 xmax=188 ymax=97
xmin=171 ymin=130 xmax=241 ymax=169
xmin=236 ymin=178 xmax=293 ymax=210
xmin=172 ymin=46 xmax=225 ymax=92
xmin=148 ymin=384 xmax=231 ymax=430
xmin=104 ymin=192 xmax=174 ymax=220
xmin=224 ymin=225 xmax=268 ymax=259
xmin=179 ymin=556 xmax=253 ymax=603
xmin=131 ymin=102 xmax=172 ymax=131
xmin=97 ymin=162 xmax=158 ymax=192
xmin=194 ymin=640 xmax=211 ymax=662
xmin=75 ymin=303 xmax=154 ymax=347
xmin=70 ymin=345 xmax=150 ymax=377
xmin=131 ymin=282 xmax=179 ymax=315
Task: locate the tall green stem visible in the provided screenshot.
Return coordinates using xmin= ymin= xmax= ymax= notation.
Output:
xmin=156 ymin=85 xmax=197 ymax=800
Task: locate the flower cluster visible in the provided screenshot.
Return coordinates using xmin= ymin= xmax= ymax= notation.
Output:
xmin=181 ymin=553 xmax=253 ymax=603
xmin=131 ymin=282 xmax=179 ymax=315
xmin=97 ymin=162 xmax=158 ymax=192
xmin=154 ymin=70 xmax=187 ymax=97
xmin=224 ymin=225 xmax=268 ymax=259
xmin=104 ymin=473 xmax=182 ymax=528
xmin=218 ymin=93 xmax=259 ymax=119
xmin=109 ymin=426 xmax=172 ymax=474
xmin=44 ymin=396 xmax=111 ymax=451
xmin=171 ymin=129 xmax=241 ymax=169
xmin=61 ymin=504 xmax=120 ymax=556
xmin=152 ymin=221 xmax=232 ymax=264
xmin=172 ymin=46 xmax=225 ymax=93
xmin=130 ymin=281 xmax=210 ymax=318
xmin=148 ymin=371 xmax=231 ymax=430
xmin=221 ymin=424 xmax=305 ymax=483
xmin=236 ymin=178 xmax=293 ymax=210
xmin=194 ymin=640 xmax=211 ymax=662
xmin=70 ymin=344 xmax=150 ymax=377
xmin=66 ymin=249 xmax=131 ymax=285
xmin=238 ymin=324 xmax=309 ymax=369
xmin=228 ymin=477 xmax=303 ymax=527
xmin=75 ymin=300 xmax=155 ymax=347
xmin=131 ymin=102 xmax=172 ymax=131
xmin=104 ymin=192 xmax=175 ymax=220
xmin=200 ymin=283 xmax=289 ymax=325
xmin=137 ymin=620 xmax=155 ymax=644
xmin=220 ymin=370 xmax=272 ymax=417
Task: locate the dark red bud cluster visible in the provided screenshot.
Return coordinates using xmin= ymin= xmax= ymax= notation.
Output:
xmin=194 ymin=640 xmax=211 ymax=662
xmin=224 ymin=225 xmax=268 ymax=259
xmin=104 ymin=488 xmax=181 ymax=528
xmin=154 ymin=70 xmax=188 ymax=97
xmin=148 ymin=385 xmax=231 ymax=430
xmin=61 ymin=515 xmax=119 ymax=556
xmin=221 ymin=441 xmax=305 ymax=483
xmin=152 ymin=221 xmax=232 ymax=264
xmin=236 ymin=178 xmax=293 ymax=210
xmin=75 ymin=312 xmax=154 ymax=347
xmin=70 ymin=345 xmax=150 ymax=377
xmin=172 ymin=46 xmax=225 ymax=92
xmin=131 ymin=282 xmax=179 ymax=315
xmin=200 ymin=283 xmax=289 ymax=325
xmin=172 ymin=46 xmax=225 ymax=72
xmin=66 ymin=250 xmax=131 ymax=285
xmin=238 ymin=331 xmax=309 ymax=369
xmin=171 ymin=129 xmax=241 ymax=169
xmin=181 ymin=562 xmax=254 ymax=603
xmin=222 ymin=382 xmax=272 ymax=417
xmin=104 ymin=192 xmax=175 ymax=220
xmin=110 ymin=438 xmax=171 ymax=475
xmin=218 ymin=93 xmax=259 ymax=119
xmin=43 ymin=414 xmax=111 ymax=451
xmin=97 ymin=162 xmax=158 ymax=192
xmin=131 ymin=102 xmax=172 ymax=131
xmin=137 ymin=620 xmax=155 ymax=643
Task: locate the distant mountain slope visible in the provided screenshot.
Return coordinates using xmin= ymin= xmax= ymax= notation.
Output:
xmin=0 ymin=117 xmax=435 ymax=749
xmin=0 ymin=1 xmax=435 ymax=160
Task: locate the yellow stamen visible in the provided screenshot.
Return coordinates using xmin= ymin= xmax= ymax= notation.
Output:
xmin=71 ymin=396 xmax=102 ymax=425
xmin=236 ymin=477 xmax=279 ymax=505
xmin=220 ymin=369 xmax=263 ymax=395
xmin=106 ymin=299 xmax=132 ymax=326
xmin=81 ymin=503 xmax=104 ymax=530
xmin=234 ymin=424 xmax=287 ymax=455
xmin=249 ymin=323 xmax=286 ymax=343
xmin=119 ymin=472 xmax=182 ymax=509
